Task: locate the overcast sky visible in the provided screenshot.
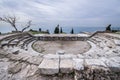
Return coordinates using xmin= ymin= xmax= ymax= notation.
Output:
xmin=0 ymin=0 xmax=120 ymax=32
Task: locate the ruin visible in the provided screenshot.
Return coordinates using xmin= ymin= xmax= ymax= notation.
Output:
xmin=36 ymin=34 xmax=88 ymax=41
xmin=0 ymin=32 xmax=120 ymax=80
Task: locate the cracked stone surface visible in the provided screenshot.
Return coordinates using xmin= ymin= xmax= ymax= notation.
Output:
xmin=60 ymin=59 xmax=74 ymax=73
xmin=0 ymin=32 xmax=120 ymax=80
xmin=38 ymin=58 xmax=59 ymax=75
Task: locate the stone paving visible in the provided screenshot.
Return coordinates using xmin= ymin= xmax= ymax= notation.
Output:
xmin=33 ymin=41 xmax=90 ymax=54
xmin=0 ymin=32 xmax=120 ymax=80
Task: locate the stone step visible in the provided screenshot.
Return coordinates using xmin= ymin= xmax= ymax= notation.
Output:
xmin=60 ymin=59 xmax=74 ymax=73
xmin=38 ymin=58 xmax=59 ymax=75
xmin=38 ymin=56 xmax=111 ymax=75
xmin=38 ymin=54 xmax=76 ymax=75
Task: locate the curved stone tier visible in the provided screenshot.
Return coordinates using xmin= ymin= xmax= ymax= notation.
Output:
xmin=36 ymin=34 xmax=89 ymax=41
xmin=0 ymin=33 xmax=37 ymax=51
xmin=0 ymin=32 xmax=120 ymax=80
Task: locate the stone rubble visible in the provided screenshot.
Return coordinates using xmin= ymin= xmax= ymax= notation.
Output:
xmin=0 ymin=32 xmax=120 ymax=80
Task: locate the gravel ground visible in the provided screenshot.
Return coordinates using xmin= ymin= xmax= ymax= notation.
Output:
xmin=33 ymin=41 xmax=91 ymax=54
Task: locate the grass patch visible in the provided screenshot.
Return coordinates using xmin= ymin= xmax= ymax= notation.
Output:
xmin=115 ymin=31 xmax=120 ymax=34
xmin=29 ymin=31 xmax=48 ymax=34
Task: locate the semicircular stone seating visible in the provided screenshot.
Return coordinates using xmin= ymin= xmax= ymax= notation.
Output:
xmin=0 ymin=32 xmax=120 ymax=80
xmin=0 ymin=32 xmax=37 ymax=52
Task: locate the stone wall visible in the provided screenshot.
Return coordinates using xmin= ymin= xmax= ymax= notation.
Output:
xmin=37 ymin=36 xmax=88 ymax=41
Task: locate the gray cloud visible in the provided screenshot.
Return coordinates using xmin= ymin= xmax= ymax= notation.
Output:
xmin=0 ymin=0 xmax=120 ymax=28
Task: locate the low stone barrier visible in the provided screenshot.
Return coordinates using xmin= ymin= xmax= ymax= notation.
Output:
xmin=38 ymin=36 xmax=88 ymax=41
xmin=37 ymin=54 xmax=120 ymax=80
xmin=0 ymin=48 xmax=120 ymax=80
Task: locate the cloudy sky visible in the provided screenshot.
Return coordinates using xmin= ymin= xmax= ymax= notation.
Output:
xmin=0 ymin=0 xmax=120 ymax=32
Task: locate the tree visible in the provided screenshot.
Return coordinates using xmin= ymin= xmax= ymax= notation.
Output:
xmin=70 ymin=28 xmax=74 ymax=34
xmin=46 ymin=29 xmax=50 ymax=34
xmin=0 ymin=15 xmax=32 ymax=32
xmin=60 ymin=27 xmax=63 ymax=33
xmin=39 ymin=28 xmax=41 ymax=32
xmin=54 ymin=24 xmax=59 ymax=34
xmin=0 ymin=32 xmax=1 ymax=35
xmin=29 ymin=29 xmax=33 ymax=32
xmin=106 ymin=24 xmax=111 ymax=31
xmin=21 ymin=20 xmax=32 ymax=32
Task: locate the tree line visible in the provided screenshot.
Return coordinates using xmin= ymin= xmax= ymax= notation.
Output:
xmin=0 ymin=15 xmax=119 ymax=34
xmin=54 ymin=24 xmax=74 ymax=34
xmin=0 ymin=15 xmax=74 ymax=34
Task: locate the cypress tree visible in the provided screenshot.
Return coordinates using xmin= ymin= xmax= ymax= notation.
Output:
xmin=106 ymin=24 xmax=111 ymax=31
xmin=46 ymin=29 xmax=50 ymax=34
xmin=54 ymin=24 xmax=59 ymax=34
xmin=60 ymin=27 xmax=63 ymax=33
xmin=71 ymin=28 xmax=74 ymax=34
xmin=39 ymin=28 xmax=41 ymax=32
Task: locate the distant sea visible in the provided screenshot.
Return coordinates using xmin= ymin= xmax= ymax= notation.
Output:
xmin=0 ymin=26 xmax=120 ymax=34
xmin=38 ymin=26 xmax=120 ymax=34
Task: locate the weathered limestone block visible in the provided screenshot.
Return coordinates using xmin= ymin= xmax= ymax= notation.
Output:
xmin=20 ymin=53 xmax=32 ymax=61
xmin=100 ymin=57 xmax=120 ymax=72
xmin=44 ymin=54 xmax=59 ymax=59
xmin=1 ymin=41 xmax=9 ymax=45
xmin=60 ymin=59 xmax=74 ymax=73
xmin=26 ymin=65 xmax=38 ymax=77
xmin=60 ymin=54 xmax=77 ymax=59
xmin=114 ymin=40 xmax=120 ymax=46
xmin=16 ymin=65 xmax=31 ymax=78
xmin=74 ymin=59 xmax=112 ymax=80
xmin=106 ymin=40 xmax=116 ymax=48
xmin=7 ymin=52 xmax=31 ymax=61
xmin=9 ymin=63 xmax=29 ymax=80
xmin=20 ymin=62 xmax=28 ymax=70
xmin=8 ymin=62 xmax=22 ymax=74
xmin=0 ymin=69 xmax=12 ymax=80
xmin=6 ymin=53 xmax=23 ymax=61
xmin=85 ymin=59 xmax=107 ymax=68
xmin=73 ymin=59 xmax=84 ymax=70
xmin=0 ymin=49 xmax=9 ymax=56
xmin=75 ymin=68 xmax=113 ymax=80
xmin=77 ymin=54 xmax=84 ymax=59
xmin=27 ymin=56 xmax=43 ymax=65
xmin=12 ymin=50 xmax=19 ymax=55
xmin=38 ymin=58 xmax=59 ymax=75
xmin=0 ymin=59 xmax=11 ymax=80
